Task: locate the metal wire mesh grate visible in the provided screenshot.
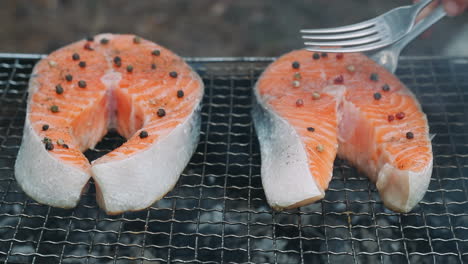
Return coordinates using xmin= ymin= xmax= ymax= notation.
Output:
xmin=0 ymin=55 xmax=468 ymax=263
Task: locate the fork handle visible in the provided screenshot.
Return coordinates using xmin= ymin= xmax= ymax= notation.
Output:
xmin=370 ymin=5 xmax=446 ymax=73
xmin=394 ymin=5 xmax=446 ymax=53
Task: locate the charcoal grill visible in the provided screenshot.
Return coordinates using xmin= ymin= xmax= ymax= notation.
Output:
xmin=0 ymin=54 xmax=468 ymax=264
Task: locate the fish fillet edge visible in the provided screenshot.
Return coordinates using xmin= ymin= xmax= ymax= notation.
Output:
xmin=91 ymin=103 xmax=202 ymax=215
xmin=15 ymin=118 xmax=91 ymax=208
xmin=252 ymin=90 xmax=324 ymax=210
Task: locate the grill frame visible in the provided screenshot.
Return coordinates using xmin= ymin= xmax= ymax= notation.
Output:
xmin=0 ymin=54 xmax=468 ymax=264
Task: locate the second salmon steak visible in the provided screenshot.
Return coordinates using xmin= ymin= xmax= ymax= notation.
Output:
xmin=252 ymin=50 xmax=433 ymax=213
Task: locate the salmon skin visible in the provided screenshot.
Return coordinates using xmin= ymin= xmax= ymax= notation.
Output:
xmin=15 ymin=34 xmax=204 ymax=214
xmin=252 ymin=50 xmax=433 ymax=213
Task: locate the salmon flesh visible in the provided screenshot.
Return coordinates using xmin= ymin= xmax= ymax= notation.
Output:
xmin=15 ymin=34 xmax=204 ymax=214
xmin=252 ymin=50 xmax=433 ymax=213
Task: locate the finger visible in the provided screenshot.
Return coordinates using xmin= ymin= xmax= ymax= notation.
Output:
xmin=420 ymin=28 xmax=434 ymax=39
xmin=415 ymin=0 xmax=441 ymax=23
xmin=443 ymin=0 xmax=468 ymax=16
xmin=412 ymin=0 xmax=439 ymax=39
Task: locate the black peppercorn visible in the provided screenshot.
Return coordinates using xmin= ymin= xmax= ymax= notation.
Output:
xmin=177 ymin=90 xmax=184 ymax=98
xmin=406 ymin=132 xmax=414 ymax=139
xmin=139 ymin=130 xmax=148 ymax=138
xmin=157 ymin=108 xmax=166 ymax=117
xmin=292 ymin=61 xmax=300 ymax=69
xmin=78 ymin=80 xmax=87 ymax=88
xmin=55 ymin=84 xmax=64 ymax=94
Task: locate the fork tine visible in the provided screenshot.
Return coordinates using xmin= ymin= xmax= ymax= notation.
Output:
xmin=300 ymin=20 xmax=376 ymax=34
xmin=300 ymin=0 xmax=445 ymax=54
xmin=301 ymin=27 xmax=378 ymax=40
xmin=304 ymin=35 xmax=382 ymax=47
xmin=304 ymin=40 xmax=392 ymax=53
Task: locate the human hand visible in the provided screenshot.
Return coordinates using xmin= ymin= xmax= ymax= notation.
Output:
xmin=413 ymin=0 xmax=467 ymax=38
xmin=414 ymin=0 xmax=468 ymax=17
xmin=441 ymin=0 xmax=468 ymax=15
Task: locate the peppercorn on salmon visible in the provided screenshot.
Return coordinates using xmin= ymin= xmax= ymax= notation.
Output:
xmin=252 ymin=50 xmax=433 ymax=213
xmin=15 ymin=34 xmax=204 ymax=214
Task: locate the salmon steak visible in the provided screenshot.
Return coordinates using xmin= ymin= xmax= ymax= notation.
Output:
xmin=15 ymin=34 xmax=204 ymax=214
xmin=252 ymin=50 xmax=433 ymax=213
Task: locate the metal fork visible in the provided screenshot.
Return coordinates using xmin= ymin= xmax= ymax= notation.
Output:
xmin=369 ymin=5 xmax=446 ymax=73
xmin=300 ymin=0 xmax=435 ymax=53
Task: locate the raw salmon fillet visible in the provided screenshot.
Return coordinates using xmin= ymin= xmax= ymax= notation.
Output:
xmin=15 ymin=34 xmax=204 ymax=214
xmin=252 ymin=50 xmax=433 ymax=213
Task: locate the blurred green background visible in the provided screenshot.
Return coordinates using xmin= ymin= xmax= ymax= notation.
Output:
xmin=1 ymin=0 xmax=467 ymax=57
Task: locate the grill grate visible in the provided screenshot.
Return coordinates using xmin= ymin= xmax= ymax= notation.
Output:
xmin=1 ymin=55 xmax=468 ymax=263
